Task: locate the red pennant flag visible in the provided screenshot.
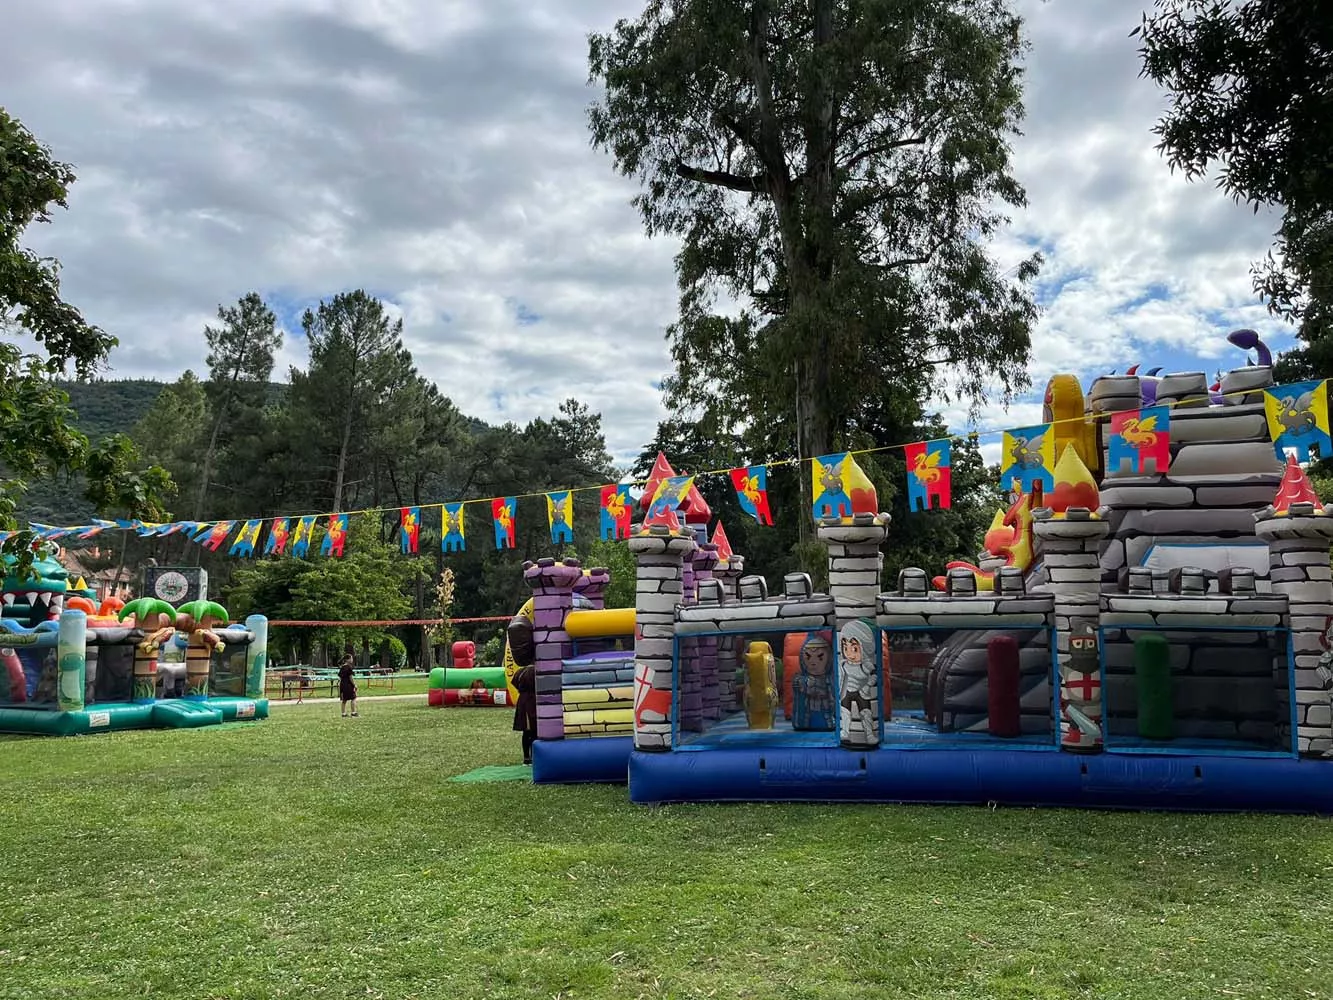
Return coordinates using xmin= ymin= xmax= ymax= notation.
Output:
xmin=728 ymin=466 xmax=773 ymax=525
xmin=903 ymin=440 xmax=952 ymax=512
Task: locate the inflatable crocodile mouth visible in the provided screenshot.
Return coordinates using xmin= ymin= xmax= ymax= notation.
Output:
xmin=1 ymin=548 xmax=70 ymax=626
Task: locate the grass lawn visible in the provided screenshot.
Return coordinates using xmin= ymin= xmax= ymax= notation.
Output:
xmin=2 ymin=701 xmax=1332 ymax=999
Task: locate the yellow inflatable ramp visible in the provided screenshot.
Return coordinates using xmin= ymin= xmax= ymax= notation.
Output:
xmin=564 ymin=607 xmax=635 ymax=639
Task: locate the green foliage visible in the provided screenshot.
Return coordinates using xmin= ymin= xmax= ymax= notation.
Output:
xmin=0 ymin=108 xmax=114 ymax=376
xmin=578 ymin=537 xmax=637 ymax=608
xmin=194 ymin=293 xmax=283 ymax=520
xmin=1137 ymin=0 xmax=1333 ymax=373
xmin=589 ymin=0 xmax=1040 ymax=465
xmin=383 ymin=634 xmax=408 ymax=670
xmin=290 ymin=290 xmax=410 ymax=513
xmin=477 ymin=634 xmax=503 ymax=667
xmin=225 ymin=513 xmax=429 ymax=659
xmin=0 ymin=108 xmax=172 ymax=575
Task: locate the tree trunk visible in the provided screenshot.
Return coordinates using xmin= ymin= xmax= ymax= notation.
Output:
xmin=332 ymin=402 xmax=354 ymax=513
xmin=192 ymin=406 xmax=227 ymax=522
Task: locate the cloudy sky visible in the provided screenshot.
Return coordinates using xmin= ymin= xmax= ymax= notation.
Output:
xmin=4 ymin=0 xmax=1290 ymax=468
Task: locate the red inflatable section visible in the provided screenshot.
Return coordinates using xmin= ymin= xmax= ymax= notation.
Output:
xmin=427 ymin=687 xmax=445 ymax=707
xmin=451 ymin=640 xmax=476 ymax=669
xmin=986 ymin=635 xmax=1021 ymax=737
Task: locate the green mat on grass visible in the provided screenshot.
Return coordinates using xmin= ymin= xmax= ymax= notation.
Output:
xmin=447 ymin=764 xmax=533 ymax=784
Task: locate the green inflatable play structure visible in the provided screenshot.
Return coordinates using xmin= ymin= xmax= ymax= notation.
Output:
xmin=0 ymin=546 xmax=271 ymax=735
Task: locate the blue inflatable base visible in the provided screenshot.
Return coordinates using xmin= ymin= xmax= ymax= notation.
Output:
xmin=532 ymin=736 xmax=632 ymax=784
xmin=628 ymin=747 xmax=1333 ymax=813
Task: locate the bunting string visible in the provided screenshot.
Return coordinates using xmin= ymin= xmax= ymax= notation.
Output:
xmin=12 ymin=374 xmax=1325 ymax=556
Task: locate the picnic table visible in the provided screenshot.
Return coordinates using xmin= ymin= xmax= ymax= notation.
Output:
xmin=268 ymin=667 xmax=415 ymax=702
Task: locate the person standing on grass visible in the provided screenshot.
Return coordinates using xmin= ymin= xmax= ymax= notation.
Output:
xmin=506 ymin=613 xmax=537 ymax=764
xmin=338 ymin=653 xmax=358 ymax=718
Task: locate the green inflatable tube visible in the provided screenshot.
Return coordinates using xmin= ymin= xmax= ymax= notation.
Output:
xmin=444 ymin=666 xmax=505 ymax=690
xmin=428 ymin=667 xmax=447 ymax=690
xmin=1134 ymin=633 xmax=1174 ymax=740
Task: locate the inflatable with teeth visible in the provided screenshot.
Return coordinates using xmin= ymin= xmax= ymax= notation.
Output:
xmin=0 ymin=546 xmax=270 ymax=735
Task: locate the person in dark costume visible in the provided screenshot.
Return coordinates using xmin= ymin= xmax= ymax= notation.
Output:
xmin=506 ymin=613 xmax=538 ymax=763
xmin=338 ymin=653 xmax=358 ymax=717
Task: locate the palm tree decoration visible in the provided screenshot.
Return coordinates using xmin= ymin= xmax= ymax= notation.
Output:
xmin=173 ymin=600 xmax=229 ymax=699
xmin=118 ymin=598 xmax=178 ymax=702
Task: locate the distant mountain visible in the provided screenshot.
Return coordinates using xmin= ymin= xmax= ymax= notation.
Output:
xmin=20 ymin=378 xmax=170 ymax=527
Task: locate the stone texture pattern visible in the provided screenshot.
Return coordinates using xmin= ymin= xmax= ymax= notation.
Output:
xmin=1256 ymin=513 xmax=1333 ymax=754
xmin=525 ymin=558 xmax=584 ymax=741
xmin=817 ymin=514 xmax=889 ymax=748
xmin=678 ymin=529 xmax=702 ymax=733
xmin=691 ymin=541 xmax=721 ymax=722
xmin=630 ymin=529 xmax=695 ymax=751
xmin=877 ymin=593 xmax=1056 ymax=735
xmin=712 ymin=554 xmax=745 ymax=715
xmin=1032 ymin=514 xmax=1110 ymax=751
xmin=1100 ymin=593 xmax=1288 ymax=746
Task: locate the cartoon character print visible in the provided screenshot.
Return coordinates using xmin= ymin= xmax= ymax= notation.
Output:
xmin=792 ymin=633 xmax=834 ymax=731
xmin=837 ymin=620 xmax=879 ymax=746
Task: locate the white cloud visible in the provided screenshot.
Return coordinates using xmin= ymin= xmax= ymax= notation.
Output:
xmin=2 ymin=0 xmax=1297 ymax=474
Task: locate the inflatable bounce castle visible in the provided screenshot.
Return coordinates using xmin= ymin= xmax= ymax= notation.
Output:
xmin=530 ymin=350 xmax=1333 ymax=812
xmin=0 ymin=548 xmax=269 ymax=735
xmin=508 ymin=565 xmax=639 ymax=782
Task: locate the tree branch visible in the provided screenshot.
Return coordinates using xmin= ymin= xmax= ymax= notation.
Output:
xmin=674 ymin=162 xmax=767 ymax=193
xmin=842 ymin=134 xmax=928 ymax=173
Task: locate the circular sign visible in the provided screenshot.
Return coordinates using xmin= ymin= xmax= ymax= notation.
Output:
xmin=153 ymin=570 xmax=190 ymax=603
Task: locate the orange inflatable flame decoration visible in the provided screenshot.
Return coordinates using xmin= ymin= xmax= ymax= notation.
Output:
xmin=933 ymin=491 xmax=1034 ymax=591
xmin=1045 ymin=444 xmax=1100 ymax=517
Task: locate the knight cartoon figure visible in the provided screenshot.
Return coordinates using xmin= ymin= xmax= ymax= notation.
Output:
xmin=1061 ymin=619 xmax=1103 ymax=752
xmin=792 ymin=633 xmax=834 ymax=731
xmin=837 ymin=620 xmax=879 ymax=747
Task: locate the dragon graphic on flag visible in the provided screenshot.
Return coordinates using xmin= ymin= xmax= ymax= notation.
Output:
xmin=546 ymin=491 xmax=574 ymax=545
xmin=321 ymin=514 xmax=348 ymax=557
xmin=442 ymin=503 xmax=466 ymax=552
xmin=643 ymin=475 xmax=695 ymax=531
xmin=1108 ymin=406 xmax=1171 ymax=474
xmin=1264 ymin=379 xmax=1333 ymax=462
xmin=264 ymin=518 xmax=291 ymax=556
xmin=729 ymin=466 xmax=774 ymax=525
xmin=999 ymin=424 xmax=1055 ymax=494
xmin=229 ymin=520 xmax=264 ymax=558
xmin=291 ymin=516 xmax=317 ymax=558
xmin=599 ymin=484 xmax=632 ymax=540
xmin=400 ymin=507 xmax=420 ymax=554
xmin=903 ymin=440 xmax=952 ymax=511
xmin=194 ymin=521 xmax=234 ymax=552
xmin=492 ymin=498 xmax=516 ymax=550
